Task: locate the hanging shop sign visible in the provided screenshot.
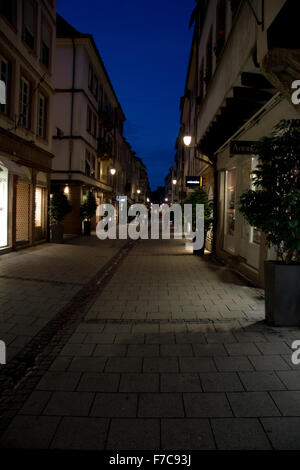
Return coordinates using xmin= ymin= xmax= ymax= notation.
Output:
xmin=230 ymin=141 xmax=258 ymax=156
xmin=186 ymin=176 xmax=202 ymax=188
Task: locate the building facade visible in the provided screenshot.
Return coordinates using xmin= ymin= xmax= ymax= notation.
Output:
xmin=169 ymin=0 xmax=300 ymax=286
xmin=0 ymin=0 xmax=56 ymax=252
xmin=51 ymin=15 xmax=149 ymax=234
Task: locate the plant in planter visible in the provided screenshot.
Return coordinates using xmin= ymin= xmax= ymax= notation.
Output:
xmin=49 ymin=192 xmax=72 ymax=243
xmin=184 ymin=188 xmax=214 ymax=256
xmin=239 ymin=119 xmax=300 ymax=326
xmin=80 ymin=191 xmax=97 ymax=236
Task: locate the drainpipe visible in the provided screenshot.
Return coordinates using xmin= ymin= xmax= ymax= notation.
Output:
xmin=69 ymin=37 xmax=76 ymax=176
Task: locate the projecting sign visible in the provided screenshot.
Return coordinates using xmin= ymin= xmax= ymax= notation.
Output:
xmin=230 ymin=141 xmax=258 ymax=156
xmin=186 ymin=176 xmax=202 ymax=188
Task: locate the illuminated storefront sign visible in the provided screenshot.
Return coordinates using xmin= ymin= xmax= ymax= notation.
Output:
xmin=186 ymin=176 xmax=202 ymax=188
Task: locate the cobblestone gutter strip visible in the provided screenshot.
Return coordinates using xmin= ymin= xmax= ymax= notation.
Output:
xmin=0 ymin=275 xmax=84 ymax=286
xmin=85 ymin=318 xmax=246 ymax=324
xmin=0 ymin=240 xmax=136 ymax=435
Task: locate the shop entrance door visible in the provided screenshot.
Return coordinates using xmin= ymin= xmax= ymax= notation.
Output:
xmin=223 ymin=168 xmax=237 ymax=254
xmin=237 ymin=157 xmax=260 ymax=269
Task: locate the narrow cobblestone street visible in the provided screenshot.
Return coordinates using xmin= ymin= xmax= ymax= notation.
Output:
xmin=0 ymin=237 xmax=299 ymax=450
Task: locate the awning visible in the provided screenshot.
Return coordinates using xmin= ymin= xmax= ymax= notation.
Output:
xmin=0 ymin=156 xmax=28 ymax=177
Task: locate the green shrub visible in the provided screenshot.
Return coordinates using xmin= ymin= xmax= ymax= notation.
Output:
xmin=239 ymin=120 xmax=300 ymax=263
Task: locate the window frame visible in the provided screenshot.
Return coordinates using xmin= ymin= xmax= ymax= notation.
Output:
xmin=86 ymin=105 xmax=92 ymax=133
xmin=22 ymin=0 xmax=37 ymax=51
xmin=0 ymin=53 xmax=11 ymax=117
xmin=40 ymin=15 xmax=52 ymax=70
xmin=0 ymin=0 xmax=17 ymax=28
xmin=36 ymin=92 xmax=47 ymax=139
xmin=19 ymin=75 xmax=31 ymax=129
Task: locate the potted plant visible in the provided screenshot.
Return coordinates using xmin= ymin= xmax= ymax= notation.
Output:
xmin=49 ymin=192 xmax=72 ymax=243
xmin=239 ymin=119 xmax=300 ymax=326
xmin=184 ymin=188 xmax=214 ymax=256
xmin=80 ymin=190 xmax=97 ymax=236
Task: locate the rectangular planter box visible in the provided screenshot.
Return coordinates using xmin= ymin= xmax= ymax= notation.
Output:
xmin=264 ymin=261 xmax=300 ymax=326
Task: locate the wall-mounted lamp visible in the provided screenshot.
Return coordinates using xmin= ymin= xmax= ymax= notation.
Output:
xmin=110 ymin=168 xmax=116 ymax=176
xmin=64 ymin=185 xmax=70 ymax=195
xmin=183 ymin=135 xmax=192 ymax=147
xmin=137 ymin=189 xmax=141 ymax=194
xmin=172 ymin=179 xmax=177 ymax=185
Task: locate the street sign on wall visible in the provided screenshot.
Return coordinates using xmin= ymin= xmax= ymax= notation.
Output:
xmin=186 ymin=176 xmax=202 ymax=188
xmin=230 ymin=141 xmax=258 ymax=156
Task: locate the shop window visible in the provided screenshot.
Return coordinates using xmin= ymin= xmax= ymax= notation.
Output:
xmin=19 ymin=76 xmax=31 ymax=129
xmin=41 ymin=17 xmax=51 ymax=68
xmin=0 ymin=55 xmax=10 ymax=115
xmin=37 ymin=93 xmax=47 ymax=138
xmin=16 ymin=181 xmax=30 ymax=245
xmin=249 ymin=157 xmax=261 ymax=245
xmin=225 ymin=169 xmax=236 ymax=236
xmin=23 ymin=0 xmax=36 ymax=50
xmin=0 ymin=164 xmax=8 ymax=248
xmin=34 ymin=187 xmax=42 ymax=227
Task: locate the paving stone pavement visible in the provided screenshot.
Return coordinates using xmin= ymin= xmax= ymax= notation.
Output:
xmin=0 ymin=237 xmax=127 ymax=361
xmin=0 ymin=238 xmax=299 ymax=450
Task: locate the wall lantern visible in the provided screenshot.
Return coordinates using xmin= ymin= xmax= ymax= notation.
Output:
xmin=183 ymin=135 xmax=192 ymax=147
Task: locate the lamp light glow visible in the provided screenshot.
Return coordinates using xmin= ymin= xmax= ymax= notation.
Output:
xmin=64 ymin=185 xmax=69 ymax=195
xmin=172 ymin=179 xmax=177 ymax=185
xmin=183 ymin=135 xmax=192 ymax=147
xmin=110 ymin=168 xmax=116 ymax=175
xmin=137 ymin=189 xmax=141 ymax=194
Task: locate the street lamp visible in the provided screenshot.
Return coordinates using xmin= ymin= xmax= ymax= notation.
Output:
xmin=183 ymin=135 xmax=192 ymax=147
xmin=172 ymin=179 xmax=177 ymax=203
xmin=110 ymin=168 xmax=116 ymax=175
xmin=137 ymin=189 xmax=141 ymax=194
xmin=165 ymin=198 xmax=168 ymax=202
xmin=182 ymin=133 xmax=218 ymax=254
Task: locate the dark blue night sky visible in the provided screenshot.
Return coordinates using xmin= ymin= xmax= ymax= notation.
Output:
xmin=57 ymin=0 xmax=195 ymax=190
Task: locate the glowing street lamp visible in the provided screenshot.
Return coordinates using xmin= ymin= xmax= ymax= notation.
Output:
xmin=64 ymin=185 xmax=69 ymax=195
xmin=183 ymin=135 xmax=192 ymax=147
xmin=172 ymin=179 xmax=177 ymax=185
xmin=165 ymin=198 xmax=168 ymax=202
xmin=137 ymin=189 xmax=141 ymax=194
xmin=110 ymin=168 xmax=116 ymax=176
